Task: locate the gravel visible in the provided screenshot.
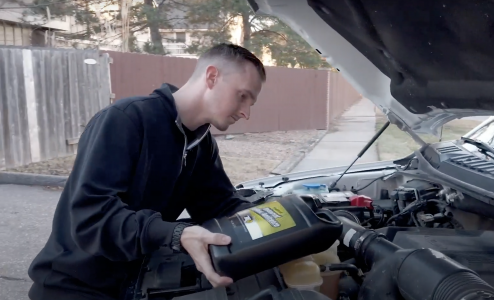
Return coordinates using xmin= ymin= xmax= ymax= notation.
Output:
xmin=5 ymin=130 xmax=323 ymax=186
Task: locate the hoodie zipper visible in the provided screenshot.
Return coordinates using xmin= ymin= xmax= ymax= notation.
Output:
xmin=175 ymin=121 xmax=211 ymax=172
xmin=175 ymin=120 xmax=188 ymax=170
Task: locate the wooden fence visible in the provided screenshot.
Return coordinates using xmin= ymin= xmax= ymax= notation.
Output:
xmin=0 ymin=47 xmax=360 ymax=169
xmin=104 ymin=51 xmax=361 ymax=135
xmin=0 ymin=46 xmax=111 ymax=169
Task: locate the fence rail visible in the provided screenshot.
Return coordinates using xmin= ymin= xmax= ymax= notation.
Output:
xmin=0 ymin=46 xmax=111 ymax=169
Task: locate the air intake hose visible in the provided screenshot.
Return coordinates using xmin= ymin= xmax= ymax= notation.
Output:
xmin=336 ymin=216 xmax=494 ymax=300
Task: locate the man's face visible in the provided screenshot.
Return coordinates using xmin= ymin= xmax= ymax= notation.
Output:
xmin=205 ymin=63 xmax=263 ymax=131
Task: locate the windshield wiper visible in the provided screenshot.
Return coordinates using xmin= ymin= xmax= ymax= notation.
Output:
xmin=461 ymin=137 xmax=494 ymax=159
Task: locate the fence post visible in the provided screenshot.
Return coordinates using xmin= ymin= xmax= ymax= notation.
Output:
xmin=105 ymin=53 xmax=115 ymax=104
xmin=326 ymin=70 xmax=331 ymax=130
xmin=22 ymin=48 xmax=41 ymax=164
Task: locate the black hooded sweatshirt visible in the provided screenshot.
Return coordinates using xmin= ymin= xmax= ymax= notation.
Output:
xmin=27 ymin=84 xmax=253 ymax=300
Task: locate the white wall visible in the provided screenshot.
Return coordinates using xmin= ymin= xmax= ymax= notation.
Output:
xmin=0 ymin=1 xmax=74 ymax=31
xmin=0 ymin=22 xmax=31 ymax=45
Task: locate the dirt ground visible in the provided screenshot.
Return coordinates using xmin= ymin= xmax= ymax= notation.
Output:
xmin=5 ymin=130 xmax=323 ymax=186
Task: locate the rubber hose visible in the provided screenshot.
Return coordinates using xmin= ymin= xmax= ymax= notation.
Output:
xmin=433 ymin=272 xmax=494 ymax=300
xmin=333 ymin=210 xmax=361 ymax=225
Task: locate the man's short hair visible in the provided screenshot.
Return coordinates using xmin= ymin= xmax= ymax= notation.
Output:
xmin=192 ymin=43 xmax=266 ymax=82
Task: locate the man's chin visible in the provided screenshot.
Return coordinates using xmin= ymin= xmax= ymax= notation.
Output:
xmin=213 ymin=123 xmax=230 ymax=132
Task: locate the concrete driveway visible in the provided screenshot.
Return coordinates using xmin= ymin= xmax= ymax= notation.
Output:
xmin=0 ymin=184 xmax=61 ymax=300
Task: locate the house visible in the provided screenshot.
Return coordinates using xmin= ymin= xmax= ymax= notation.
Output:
xmin=146 ymin=2 xmax=275 ymax=64
xmin=156 ymin=3 xmax=203 ymax=59
xmin=0 ymin=1 xmax=70 ymax=46
xmin=0 ymin=0 xmax=123 ymax=50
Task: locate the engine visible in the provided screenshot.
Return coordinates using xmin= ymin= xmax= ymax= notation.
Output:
xmin=288 ymin=179 xmax=451 ymax=231
xmin=133 ymin=163 xmax=494 ymax=300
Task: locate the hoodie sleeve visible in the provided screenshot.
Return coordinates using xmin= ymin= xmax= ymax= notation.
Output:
xmin=184 ymin=136 xmax=255 ymax=224
xmin=67 ymin=106 xmax=177 ymax=262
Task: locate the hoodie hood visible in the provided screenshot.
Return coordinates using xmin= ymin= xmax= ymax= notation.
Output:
xmin=248 ymin=0 xmax=494 ymax=135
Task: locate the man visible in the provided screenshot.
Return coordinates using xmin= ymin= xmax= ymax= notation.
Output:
xmin=28 ymin=43 xmax=266 ymax=300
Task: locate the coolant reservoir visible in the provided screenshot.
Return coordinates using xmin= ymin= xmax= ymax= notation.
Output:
xmin=279 ymin=255 xmax=314 ymax=275
xmin=279 ymin=241 xmax=342 ymax=297
xmin=279 ymin=260 xmax=323 ymax=292
xmin=312 ymin=240 xmax=342 ymax=300
xmin=312 ymin=240 xmax=340 ymax=265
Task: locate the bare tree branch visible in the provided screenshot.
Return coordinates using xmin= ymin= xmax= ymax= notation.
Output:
xmin=251 ymin=29 xmax=287 ymax=41
xmin=167 ymin=0 xmax=191 ymax=8
xmin=248 ymin=15 xmax=258 ymax=24
xmin=219 ymin=14 xmax=239 ymax=31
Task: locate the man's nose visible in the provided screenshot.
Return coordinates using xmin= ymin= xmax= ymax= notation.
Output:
xmin=240 ymin=107 xmax=250 ymax=120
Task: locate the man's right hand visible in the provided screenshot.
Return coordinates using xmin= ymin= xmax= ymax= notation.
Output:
xmin=180 ymin=226 xmax=234 ymax=288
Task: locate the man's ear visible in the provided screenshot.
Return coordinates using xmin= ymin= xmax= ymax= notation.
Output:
xmin=205 ymin=65 xmax=219 ymax=89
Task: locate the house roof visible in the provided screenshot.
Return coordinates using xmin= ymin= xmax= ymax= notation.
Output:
xmin=0 ymin=2 xmax=68 ymax=31
xmin=166 ymin=2 xmax=211 ymax=30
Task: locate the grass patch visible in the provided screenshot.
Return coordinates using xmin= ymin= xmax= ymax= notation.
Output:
xmin=375 ymin=114 xmax=483 ymax=161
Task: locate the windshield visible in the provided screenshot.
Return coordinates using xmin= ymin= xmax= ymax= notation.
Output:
xmin=466 ymin=121 xmax=494 ymax=146
xmin=461 ymin=119 xmax=494 ymax=159
xmin=375 ymin=113 xmax=487 ymax=162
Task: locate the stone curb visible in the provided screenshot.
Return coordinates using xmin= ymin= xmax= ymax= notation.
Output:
xmin=0 ymin=172 xmax=68 ymax=187
xmin=270 ymin=130 xmax=328 ymax=175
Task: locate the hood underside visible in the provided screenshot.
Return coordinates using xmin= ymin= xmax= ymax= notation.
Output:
xmin=249 ymin=0 xmax=494 ymax=135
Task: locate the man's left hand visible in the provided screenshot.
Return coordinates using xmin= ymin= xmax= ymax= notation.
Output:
xmin=180 ymin=225 xmax=234 ymax=288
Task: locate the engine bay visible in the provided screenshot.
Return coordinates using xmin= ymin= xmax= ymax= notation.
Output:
xmin=133 ymin=140 xmax=494 ymax=300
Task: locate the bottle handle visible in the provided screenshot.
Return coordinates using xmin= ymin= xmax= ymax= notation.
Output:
xmin=315 ymin=209 xmax=342 ymax=225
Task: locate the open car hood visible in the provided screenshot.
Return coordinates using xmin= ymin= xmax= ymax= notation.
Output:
xmin=248 ymin=0 xmax=494 ymax=135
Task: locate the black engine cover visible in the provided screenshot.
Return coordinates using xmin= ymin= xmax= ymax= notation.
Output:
xmin=134 ymin=248 xmax=286 ymax=300
xmin=422 ymin=141 xmax=494 ymax=198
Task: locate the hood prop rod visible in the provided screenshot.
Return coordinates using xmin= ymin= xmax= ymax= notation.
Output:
xmin=328 ymin=120 xmax=390 ymax=192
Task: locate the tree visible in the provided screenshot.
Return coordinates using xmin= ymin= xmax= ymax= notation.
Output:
xmin=22 ymin=0 xmax=183 ymax=54
xmin=24 ymin=0 xmax=114 ymax=40
xmin=181 ymin=0 xmax=330 ymax=69
xmin=134 ymin=0 xmax=166 ymax=54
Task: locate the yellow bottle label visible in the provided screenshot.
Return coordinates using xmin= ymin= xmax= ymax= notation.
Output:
xmin=236 ymin=201 xmax=296 ymax=240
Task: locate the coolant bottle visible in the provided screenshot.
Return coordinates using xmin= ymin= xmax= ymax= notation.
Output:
xmin=278 ymin=240 xmax=341 ymax=296
xmin=279 ymin=255 xmax=314 ymax=275
xmin=202 ymin=194 xmax=343 ymax=281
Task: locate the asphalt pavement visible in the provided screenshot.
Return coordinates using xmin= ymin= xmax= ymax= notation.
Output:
xmin=0 ymin=184 xmax=61 ymax=300
xmin=0 ymin=183 xmax=192 ymax=300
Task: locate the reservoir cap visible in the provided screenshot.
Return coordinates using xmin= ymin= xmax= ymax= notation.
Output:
xmin=303 ymin=184 xmax=327 ymax=189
